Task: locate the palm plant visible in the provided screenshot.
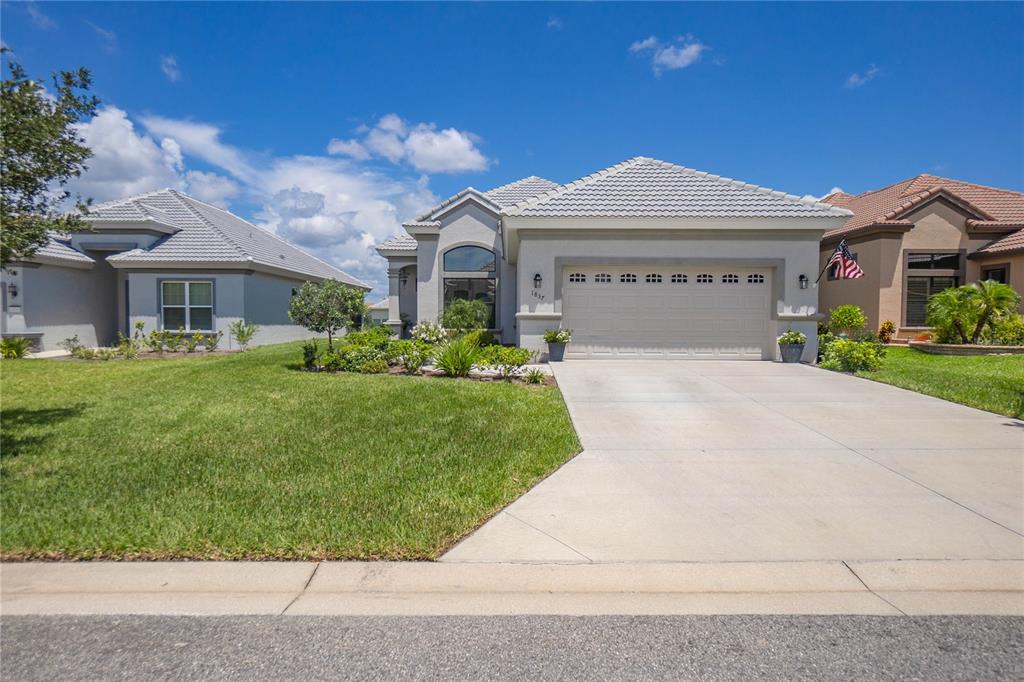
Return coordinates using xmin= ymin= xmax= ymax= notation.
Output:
xmin=925 ymin=286 xmax=976 ymax=344
xmin=969 ymin=280 xmax=1020 ymax=344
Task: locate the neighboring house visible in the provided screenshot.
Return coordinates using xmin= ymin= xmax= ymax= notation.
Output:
xmin=377 ymin=157 xmax=850 ymax=361
xmin=1 ymin=189 xmax=369 ymax=351
xmin=367 ymin=298 xmax=390 ymax=326
xmin=819 ymin=175 xmax=1024 ymax=336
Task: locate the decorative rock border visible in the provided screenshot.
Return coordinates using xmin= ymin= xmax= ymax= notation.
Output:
xmin=909 ymin=341 xmax=1024 ymax=355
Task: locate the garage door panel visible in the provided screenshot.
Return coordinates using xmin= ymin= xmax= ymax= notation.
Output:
xmin=562 ymin=266 xmax=772 ymax=360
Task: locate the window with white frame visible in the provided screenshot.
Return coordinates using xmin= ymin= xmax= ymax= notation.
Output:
xmin=568 ymin=273 xmax=586 ymax=283
xmin=747 ymin=274 xmax=765 ymax=284
xmin=670 ymin=274 xmax=687 ymax=284
xmin=645 ymin=273 xmax=662 ymax=284
xmin=594 ymin=273 xmax=612 ymax=283
xmin=161 ymin=281 xmax=213 ymax=331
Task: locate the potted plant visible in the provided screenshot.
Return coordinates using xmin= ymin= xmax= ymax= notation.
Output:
xmin=777 ymin=329 xmax=807 ymax=364
xmin=542 ymin=328 xmax=572 ymax=362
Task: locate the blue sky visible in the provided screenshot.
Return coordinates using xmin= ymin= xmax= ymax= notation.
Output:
xmin=3 ymin=1 xmax=1023 ymax=293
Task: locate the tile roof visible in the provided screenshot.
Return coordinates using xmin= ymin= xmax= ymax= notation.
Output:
xmin=483 ymin=176 xmax=560 ymax=207
xmin=974 ymin=228 xmax=1024 ymax=256
xmin=505 ymin=157 xmax=851 ymax=218
xmin=32 ymin=236 xmax=95 ymax=265
xmin=91 ymin=189 xmax=368 ymax=287
xmin=367 ymin=298 xmax=389 ymax=310
xmin=376 ymin=234 xmax=418 ymax=252
xmin=823 ymin=174 xmax=1024 ymax=240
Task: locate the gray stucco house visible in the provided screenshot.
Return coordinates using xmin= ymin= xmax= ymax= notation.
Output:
xmin=1 ymin=189 xmax=369 ymax=351
xmin=377 ymin=157 xmax=851 ymax=361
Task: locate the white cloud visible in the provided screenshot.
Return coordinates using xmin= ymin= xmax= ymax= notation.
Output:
xmin=845 ymin=65 xmax=879 ymax=89
xmin=160 ymin=55 xmax=181 ymax=82
xmin=71 ymin=106 xmax=185 ymax=202
xmin=185 ymin=170 xmax=240 ymax=207
xmin=327 ymin=113 xmax=490 ymax=173
xmin=84 ymin=20 xmax=117 ymax=52
xmin=546 ymin=17 xmax=563 ymax=30
xmin=629 ymin=35 xmax=708 ymax=76
xmin=140 ymin=115 xmax=256 ymax=183
xmin=26 ymin=3 xmax=56 ymax=30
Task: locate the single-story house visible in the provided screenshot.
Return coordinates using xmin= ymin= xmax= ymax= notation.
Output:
xmin=367 ymin=298 xmax=390 ymax=326
xmin=377 ymin=156 xmax=851 ymax=361
xmin=819 ymin=175 xmax=1024 ymax=336
xmin=1 ymin=189 xmax=369 ymax=351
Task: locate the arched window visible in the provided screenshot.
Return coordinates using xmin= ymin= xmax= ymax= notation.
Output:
xmin=645 ymin=273 xmax=663 ymax=284
xmin=747 ymin=274 xmax=765 ymax=284
xmin=443 ymin=245 xmax=495 ymax=272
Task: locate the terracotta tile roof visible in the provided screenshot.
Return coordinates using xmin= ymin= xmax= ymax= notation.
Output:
xmin=823 ymin=174 xmax=1024 ymax=240
xmin=974 ymin=228 xmax=1024 ymax=256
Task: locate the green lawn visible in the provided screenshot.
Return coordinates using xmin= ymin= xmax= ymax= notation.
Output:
xmin=1 ymin=342 xmax=580 ymax=560
xmin=856 ymin=346 xmax=1024 ymax=418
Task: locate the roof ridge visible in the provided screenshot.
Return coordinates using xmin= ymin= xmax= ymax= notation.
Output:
xmin=907 ymin=173 xmax=1024 ymax=199
xmin=175 ymin=192 xmax=366 ymax=285
xmin=88 ymin=187 xmax=180 ymax=211
xmin=162 ymin=190 xmax=249 ymax=261
xmin=505 ymin=157 xmax=649 ymax=212
xmin=483 ymin=175 xmax=558 ymax=195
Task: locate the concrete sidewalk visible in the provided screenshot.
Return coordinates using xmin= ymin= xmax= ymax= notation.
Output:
xmin=3 ymin=560 xmax=1022 ymax=617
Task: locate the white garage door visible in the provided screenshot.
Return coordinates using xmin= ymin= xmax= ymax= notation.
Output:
xmin=561 ymin=266 xmax=773 ymax=359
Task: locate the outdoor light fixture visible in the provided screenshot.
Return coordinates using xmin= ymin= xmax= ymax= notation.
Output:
xmin=799 ymin=274 xmax=809 ymax=290
xmin=7 ymin=282 xmax=17 ymax=299
xmin=533 ymin=273 xmax=542 ymax=289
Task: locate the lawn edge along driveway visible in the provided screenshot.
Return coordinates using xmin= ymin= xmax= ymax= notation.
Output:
xmin=0 ymin=341 xmax=581 ymax=561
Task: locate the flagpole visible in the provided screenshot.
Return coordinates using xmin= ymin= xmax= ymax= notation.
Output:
xmin=815 ymin=246 xmax=838 ymax=283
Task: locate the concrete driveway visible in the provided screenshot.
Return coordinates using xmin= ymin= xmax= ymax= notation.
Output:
xmin=444 ymin=361 xmax=1024 ymax=563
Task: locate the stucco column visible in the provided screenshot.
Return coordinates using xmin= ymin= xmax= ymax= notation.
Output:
xmin=385 ymin=266 xmax=403 ymax=337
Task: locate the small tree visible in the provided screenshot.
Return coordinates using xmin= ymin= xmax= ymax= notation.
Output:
xmin=1 ymin=52 xmax=99 ymax=266
xmin=288 ymin=279 xmax=366 ymax=350
xmin=828 ymin=304 xmax=867 ymax=337
xmin=969 ymin=280 xmax=1020 ymax=344
xmin=441 ymin=299 xmax=489 ymax=334
xmin=927 ymin=281 xmax=1021 ymax=344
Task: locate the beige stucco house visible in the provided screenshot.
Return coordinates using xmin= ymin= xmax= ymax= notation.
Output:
xmin=377 ymin=157 xmax=851 ymax=361
xmin=819 ymin=175 xmax=1024 ymax=337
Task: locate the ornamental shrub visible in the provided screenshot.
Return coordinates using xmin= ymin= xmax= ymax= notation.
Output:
xmin=288 ymin=279 xmax=366 ymax=350
xmin=463 ymin=329 xmax=497 ymax=347
xmin=391 ymin=339 xmax=434 ymax=373
xmin=543 ymin=328 xmax=572 ymax=344
xmin=479 ymin=345 xmax=533 ymax=380
xmin=301 ymin=340 xmax=320 ymax=370
xmin=435 ymin=335 xmax=479 ymax=377
xmin=777 ymin=329 xmax=807 ymax=346
xmin=228 ymin=320 xmax=259 ymax=351
xmin=878 ymin=320 xmax=896 ymax=344
xmin=525 ymin=368 xmax=545 ymax=385
xmin=993 ymin=313 xmax=1024 ymax=346
xmin=828 ymin=305 xmax=867 ymax=337
xmin=819 ymin=339 xmax=884 ymax=373
xmin=411 ymin=321 xmax=446 ymax=345
xmin=0 ymin=336 xmax=31 ymax=358
xmin=441 ymin=299 xmax=490 ymax=334
xmin=343 ymin=325 xmax=393 ymax=350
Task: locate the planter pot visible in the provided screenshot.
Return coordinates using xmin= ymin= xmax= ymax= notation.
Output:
xmin=779 ymin=343 xmax=805 ymax=364
xmin=547 ymin=342 xmax=566 ymax=362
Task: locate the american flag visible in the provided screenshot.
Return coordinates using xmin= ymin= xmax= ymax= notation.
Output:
xmin=826 ymin=238 xmax=864 ymax=279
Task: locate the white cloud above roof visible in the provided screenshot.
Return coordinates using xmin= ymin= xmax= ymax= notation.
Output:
xmin=845 ymin=65 xmax=879 ymax=89
xmin=630 ymin=35 xmax=709 ymax=76
xmin=327 ymin=113 xmax=490 ymax=173
xmin=159 ymin=55 xmax=181 ymax=82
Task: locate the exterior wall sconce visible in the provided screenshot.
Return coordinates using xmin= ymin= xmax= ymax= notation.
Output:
xmin=7 ymin=282 xmax=18 ymax=299
xmin=798 ymin=274 xmax=809 ymax=290
xmin=533 ymin=273 xmax=542 ymax=289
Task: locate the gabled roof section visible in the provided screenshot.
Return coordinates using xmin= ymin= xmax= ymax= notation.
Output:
xmin=28 ymin=235 xmax=95 ymax=267
xmin=823 ymin=174 xmax=1024 ymax=240
xmin=504 ymin=157 xmax=851 ymax=218
xmin=973 ymin=228 xmax=1024 ymax=257
xmin=98 ymin=189 xmax=368 ymax=287
xmin=376 ymin=234 xmax=418 ymax=253
xmin=84 ymin=191 xmax=180 ymax=232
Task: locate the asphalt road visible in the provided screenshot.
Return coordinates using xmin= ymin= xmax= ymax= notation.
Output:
xmin=2 ymin=615 xmax=1021 ymax=680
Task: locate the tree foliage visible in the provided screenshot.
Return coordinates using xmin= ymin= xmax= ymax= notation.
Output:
xmin=927 ymin=280 xmax=1021 ymax=344
xmin=441 ymin=298 xmax=489 ymax=333
xmin=288 ymin=279 xmax=367 ymax=349
xmin=1 ymin=51 xmax=99 ymax=266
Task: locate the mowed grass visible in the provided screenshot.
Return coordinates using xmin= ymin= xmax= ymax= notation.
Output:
xmin=1 ymin=342 xmax=580 ymax=560
xmin=856 ymin=346 xmax=1024 ymax=418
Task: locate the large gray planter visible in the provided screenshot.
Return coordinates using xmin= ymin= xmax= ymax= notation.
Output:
xmin=547 ymin=342 xmax=566 ymax=362
xmin=779 ymin=343 xmax=805 ymax=363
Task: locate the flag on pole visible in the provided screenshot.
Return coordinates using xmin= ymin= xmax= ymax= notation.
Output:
xmin=824 ymin=238 xmax=864 ymax=280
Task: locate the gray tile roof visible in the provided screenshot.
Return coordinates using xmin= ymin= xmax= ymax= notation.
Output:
xmin=376 ymin=234 xmax=418 ymax=251
xmin=368 ymin=298 xmax=389 ymax=310
xmin=33 ymin=236 xmax=95 ymax=265
xmin=95 ymin=189 xmax=368 ymax=287
xmin=505 ymin=157 xmax=852 ymax=218
xmin=483 ymin=176 xmax=560 ymax=207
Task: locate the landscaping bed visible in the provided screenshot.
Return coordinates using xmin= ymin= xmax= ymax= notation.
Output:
xmin=0 ymin=340 xmax=580 ymax=560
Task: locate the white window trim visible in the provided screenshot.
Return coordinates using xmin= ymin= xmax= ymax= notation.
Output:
xmin=161 ymin=280 xmax=214 ymax=332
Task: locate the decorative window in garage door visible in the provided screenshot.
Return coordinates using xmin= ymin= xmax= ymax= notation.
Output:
xmin=645 ymin=273 xmax=662 ymax=283
xmin=594 ymin=273 xmax=612 ymax=283
xmin=620 ymin=273 xmax=637 ymax=283
xmin=696 ymin=274 xmax=713 ymax=284
xmin=671 ymin=274 xmax=687 ymax=284
xmin=722 ymin=274 xmax=740 ymax=284
xmin=568 ymin=273 xmax=586 ymax=283
xmin=747 ymin=274 xmax=765 ymax=284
